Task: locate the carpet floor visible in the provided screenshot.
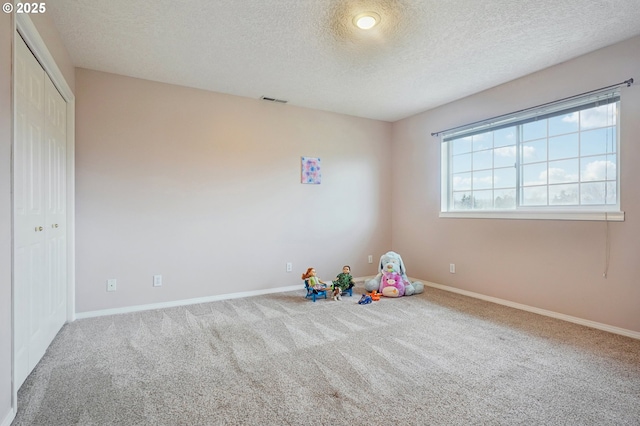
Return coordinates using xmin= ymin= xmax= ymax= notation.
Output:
xmin=12 ymin=286 xmax=640 ymax=425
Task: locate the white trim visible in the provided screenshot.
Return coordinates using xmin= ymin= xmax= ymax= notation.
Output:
xmin=418 ymin=279 xmax=640 ymax=340
xmin=439 ymin=210 xmax=624 ymax=221
xmin=76 ymin=285 xmax=303 ymax=319
xmin=75 ymin=275 xmax=374 ymax=319
xmin=8 ymin=9 xmax=16 ymax=423
xmin=0 ymin=408 xmax=16 ymax=426
xmin=66 ymin=99 xmax=76 ymax=322
xmin=81 ymin=275 xmax=640 ymax=340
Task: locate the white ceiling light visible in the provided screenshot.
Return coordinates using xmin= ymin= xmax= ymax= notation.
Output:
xmin=353 ymin=12 xmax=380 ymax=30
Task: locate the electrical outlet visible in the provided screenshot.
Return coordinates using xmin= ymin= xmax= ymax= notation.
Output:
xmin=153 ymin=275 xmax=162 ymax=287
xmin=286 ymin=262 xmax=292 ymax=272
xmin=450 ymin=264 xmax=456 ymax=274
xmin=107 ymin=279 xmax=117 ymax=292
xmin=368 ymin=255 xmax=373 ymax=263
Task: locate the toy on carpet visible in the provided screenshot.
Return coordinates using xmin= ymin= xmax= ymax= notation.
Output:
xmin=368 ymin=290 xmax=381 ymax=301
xmin=301 ymin=267 xmax=327 ymax=290
xmin=302 ymin=267 xmax=329 ymax=291
xmin=379 ymin=261 xmax=405 ymax=297
xmin=330 ymin=286 xmax=341 ymax=301
xmin=302 ymin=267 xmax=329 ymax=302
xmin=332 ymin=265 xmax=355 ymax=299
xmin=302 ymin=267 xmax=342 ymax=301
xmin=364 ymin=251 xmax=424 ymax=296
xmin=358 ymin=294 xmax=373 ymax=305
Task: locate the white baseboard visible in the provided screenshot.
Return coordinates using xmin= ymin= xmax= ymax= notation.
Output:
xmin=75 ymin=276 xmax=378 ymax=320
xmin=76 ymin=277 xmax=639 ymax=340
xmin=75 ymin=284 xmax=301 ymax=319
xmin=1 ymin=408 xmax=15 ymax=426
xmin=418 ymin=279 xmax=640 ymax=340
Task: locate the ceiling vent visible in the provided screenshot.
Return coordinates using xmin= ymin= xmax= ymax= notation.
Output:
xmin=260 ymin=96 xmax=288 ymax=104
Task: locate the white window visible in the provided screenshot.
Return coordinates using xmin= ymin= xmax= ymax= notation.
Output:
xmin=440 ymin=88 xmax=623 ymax=221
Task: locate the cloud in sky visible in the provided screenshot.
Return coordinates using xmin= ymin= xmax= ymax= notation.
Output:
xmin=562 ymin=105 xmax=616 ymax=129
xmin=495 ymin=146 xmax=515 ymax=157
xmin=494 ymin=146 xmax=537 ymax=158
xmin=583 ymin=160 xmax=615 ymax=181
xmin=473 ymin=175 xmax=493 ymax=186
xmin=539 ymin=161 xmax=614 ymax=184
xmin=547 ymin=167 xmax=578 ymax=183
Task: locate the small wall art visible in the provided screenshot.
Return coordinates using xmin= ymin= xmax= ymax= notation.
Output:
xmin=301 ymin=156 xmax=321 ymax=184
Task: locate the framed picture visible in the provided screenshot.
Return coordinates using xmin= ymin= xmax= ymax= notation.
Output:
xmin=301 ymin=157 xmax=321 ymax=184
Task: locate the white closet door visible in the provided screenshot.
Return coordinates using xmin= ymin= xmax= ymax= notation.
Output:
xmin=43 ymin=72 xmax=67 ymax=345
xmin=14 ymin=34 xmax=67 ymax=389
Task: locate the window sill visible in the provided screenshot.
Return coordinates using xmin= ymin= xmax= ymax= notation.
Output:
xmin=439 ymin=211 xmax=624 ymax=221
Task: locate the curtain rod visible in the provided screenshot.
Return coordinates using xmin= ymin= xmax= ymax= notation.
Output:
xmin=430 ymin=78 xmax=634 ymax=137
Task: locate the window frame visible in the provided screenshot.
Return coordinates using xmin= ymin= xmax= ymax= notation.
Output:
xmin=439 ymin=88 xmax=624 ymax=221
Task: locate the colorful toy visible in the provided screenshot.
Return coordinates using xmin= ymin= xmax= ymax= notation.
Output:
xmin=382 ymin=287 xmax=399 ymax=298
xmin=379 ymin=262 xmax=405 ymax=297
xmin=369 ymin=290 xmax=381 ymax=301
xmin=332 ymin=265 xmax=355 ymax=298
xmin=364 ymin=251 xmax=424 ymax=296
xmin=303 ymin=279 xmax=327 ymax=302
xmin=302 ymin=267 xmax=329 ymax=302
xmin=358 ymin=294 xmax=372 ymax=305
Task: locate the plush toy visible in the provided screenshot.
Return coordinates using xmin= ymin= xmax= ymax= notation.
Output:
xmin=382 ymin=286 xmax=400 ymax=298
xmin=365 ymin=251 xmax=424 ymax=296
xmin=379 ymin=262 xmax=405 ymax=297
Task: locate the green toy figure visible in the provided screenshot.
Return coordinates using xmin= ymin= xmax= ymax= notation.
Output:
xmin=332 ymin=265 xmax=355 ymax=300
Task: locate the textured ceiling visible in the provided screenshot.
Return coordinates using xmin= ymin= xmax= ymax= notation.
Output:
xmin=48 ymin=0 xmax=640 ymax=122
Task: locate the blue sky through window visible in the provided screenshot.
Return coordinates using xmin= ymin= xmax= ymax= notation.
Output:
xmin=445 ymin=97 xmax=618 ymax=211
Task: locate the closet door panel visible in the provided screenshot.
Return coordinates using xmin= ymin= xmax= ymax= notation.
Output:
xmin=15 ymin=35 xmax=47 ymax=387
xmin=14 ymin=34 xmax=66 ymax=389
xmin=44 ymin=75 xmax=67 ymax=341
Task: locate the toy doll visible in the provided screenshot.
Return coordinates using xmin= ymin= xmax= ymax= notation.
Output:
xmin=332 ymin=265 xmax=355 ymax=298
xmin=302 ymin=268 xmax=342 ymax=300
xmin=301 ymin=267 xmax=331 ymax=295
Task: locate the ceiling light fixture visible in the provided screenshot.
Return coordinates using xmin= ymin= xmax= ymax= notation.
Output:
xmin=353 ymin=12 xmax=380 ymax=30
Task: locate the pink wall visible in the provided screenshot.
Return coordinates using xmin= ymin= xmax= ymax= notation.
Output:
xmin=75 ymin=69 xmax=392 ymax=313
xmin=0 ymin=11 xmax=13 ymax=425
xmin=392 ymin=35 xmax=640 ymax=333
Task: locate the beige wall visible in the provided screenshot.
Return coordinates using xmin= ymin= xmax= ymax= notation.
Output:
xmin=75 ymin=69 xmax=392 ymax=313
xmin=392 ymin=35 xmax=640 ymax=333
xmin=0 ymin=11 xmax=13 ymax=426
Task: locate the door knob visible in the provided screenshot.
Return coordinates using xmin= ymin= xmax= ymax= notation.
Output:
xmin=52 ymin=224 xmax=59 ymax=228
xmin=35 ymin=226 xmax=43 ymax=232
